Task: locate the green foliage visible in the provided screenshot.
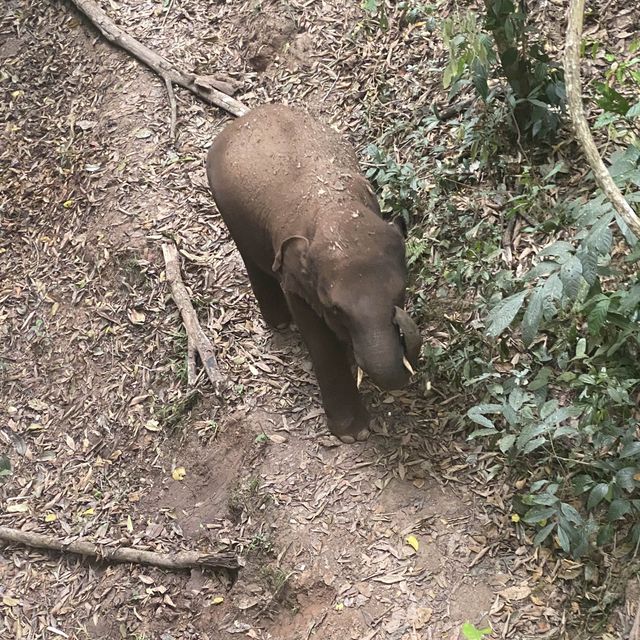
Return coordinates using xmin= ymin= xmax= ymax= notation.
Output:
xmin=442 ymin=3 xmax=565 ymax=142
xmin=361 ymin=0 xmax=432 ymax=31
xmin=366 ymin=25 xmax=639 ymax=561
xmin=461 ymin=622 xmax=492 ymax=640
xmin=364 ymin=143 xmax=422 ymax=225
xmin=473 ymin=144 xmax=640 ymax=555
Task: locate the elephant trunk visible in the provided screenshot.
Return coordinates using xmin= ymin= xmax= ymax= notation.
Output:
xmin=352 ymin=328 xmax=412 ymax=391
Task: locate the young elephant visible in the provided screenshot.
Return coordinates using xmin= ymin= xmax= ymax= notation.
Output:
xmin=206 ymin=104 xmax=421 ymax=443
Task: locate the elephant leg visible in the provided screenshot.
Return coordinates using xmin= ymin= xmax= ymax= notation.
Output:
xmin=241 ymin=255 xmax=291 ymax=329
xmin=286 ymin=293 xmax=370 ymax=443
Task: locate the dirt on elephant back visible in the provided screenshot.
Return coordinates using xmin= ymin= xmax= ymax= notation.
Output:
xmin=0 ymin=1 xmax=635 ymax=639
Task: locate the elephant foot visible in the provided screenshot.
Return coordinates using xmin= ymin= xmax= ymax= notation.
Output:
xmin=336 ymin=428 xmax=370 ymax=444
xmin=326 ymin=408 xmax=370 ymax=444
xmin=260 ymin=305 xmax=292 ymax=330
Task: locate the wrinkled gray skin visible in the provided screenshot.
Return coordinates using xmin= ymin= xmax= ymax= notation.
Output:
xmin=206 ymin=104 xmax=422 ymax=443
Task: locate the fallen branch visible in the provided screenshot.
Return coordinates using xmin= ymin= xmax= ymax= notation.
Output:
xmin=69 ymin=0 xmax=249 ymax=118
xmin=162 ymin=242 xmax=226 ymax=391
xmin=565 ymin=0 xmax=640 ymax=238
xmin=0 ymin=526 xmax=240 ymax=572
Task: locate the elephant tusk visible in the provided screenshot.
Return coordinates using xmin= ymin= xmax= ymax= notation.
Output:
xmin=402 ymin=355 xmax=415 ymax=375
xmin=357 ymin=367 xmax=364 ymax=389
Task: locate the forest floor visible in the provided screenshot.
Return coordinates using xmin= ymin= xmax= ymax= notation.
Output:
xmin=0 ymin=0 xmax=637 ymax=639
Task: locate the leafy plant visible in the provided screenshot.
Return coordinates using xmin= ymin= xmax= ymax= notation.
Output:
xmin=442 ymin=2 xmax=565 ymax=142
xmin=472 ymin=144 xmax=640 ymax=555
xmin=365 ymin=143 xmax=423 ymax=226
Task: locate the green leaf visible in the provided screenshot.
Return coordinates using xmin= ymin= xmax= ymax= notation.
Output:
xmin=467 ymin=404 xmax=502 ymax=430
xmin=618 ymin=284 xmax=640 ymax=315
xmin=608 ymin=499 xmax=631 ymax=521
xmin=557 ymin=525 xmax=571 ymax=553
xmin=577 ymin=248 xmax=598 ymax=285
xmin=524 ymin=505 xmax=557 ymax=523
xmin=485 ymin=291 xmax=527 ymax=337
xmin=587 ymin=483 xmax=609 ymax=510
xmin=516 ymin=423 xmax=547 ymax=451
xmin=524 ymin=260 xmax=560 ymax=281
xmin=627 ymin=101 xmax=640 ymax=118
xmin=539 ymin=241 xmax=574 ymax=258
xmin=615 ymin=467 xmax=638 ymax=492
xmin=541 ymin=273 xmax=563 ymax=316
xmin=523 ymin=435 xmax=547 ymax=454
xmin=533 ymin=521 xmax=556 ymax=545
xmin=462 ymin=622 xmax=492 ymax=640
xmin=620 ymin=441 xmax=640 ymax=458
xmin=521 ymin=285 xmax=544 ymax=346
xmin=586 ymin=216 xmax=614 ymax=254
xmin=508 ymin=387 xmax=529 ymax=411
xmin=587 ymin=298 xmax=610 ymax=334
xmin=498 ymin=433 xmax=516 ymax=452
xmin=560 ymin=503 xmax=583 ymax=525
xmin=559 ymin=255 xmax=584 ymax=300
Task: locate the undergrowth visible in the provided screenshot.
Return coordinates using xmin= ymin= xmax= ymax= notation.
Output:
xmin=362 ymin=8 xmax=640 ymax=568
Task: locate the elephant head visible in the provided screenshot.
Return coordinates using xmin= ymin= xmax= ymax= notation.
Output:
xmin=272 ymin=220 xmax=422 ymax=391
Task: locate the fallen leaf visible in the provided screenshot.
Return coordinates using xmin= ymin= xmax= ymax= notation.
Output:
xmin=27 ymin=399 xmax=48 ymax=411
xmin=44 ymin=513 xmax=57 ymax=523
xmin=6 ymin=503 xmax=28 ymax=513
xmin=411 ymin=607 xmax=433 ymax=629
xmin=172 ymin=467 xmax=186 ymax=481
xmin=134 ymin=128 xmax=153 ymax=139
xmin=405 ymin=534 xmax=419 ymax=552
xmin=144 ymin=419 xmax=161 ymax=432
xmin=499 ymin=584 xmax=531 ymax=601
xmin=267 ymin=433 xmax=287 ymax=444
xmin=372 ymin=574 xmax=406 ymax=584
xmin=128 ymin=309 xmax=146 ymax=324
xmin=126 ymin=515 xmax=133 ymax=532
xmin=82 ymin=507 xmax=95 ymax=516
xmin=2 ymin=596 xmax=19 ymax=607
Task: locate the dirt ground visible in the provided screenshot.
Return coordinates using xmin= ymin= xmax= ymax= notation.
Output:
xmin=0 ymin=1 xmax=637 ymax=639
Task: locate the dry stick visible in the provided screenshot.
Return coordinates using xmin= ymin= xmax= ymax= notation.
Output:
xmin=565 ymin=0 xmax=640 ymax=238
xmin=69 ymin=0 xmax=249 ymax=118
xmin=162 ymin=243 xmax=226 ymax=391
xmin=164 ymin=75 xmax=177 ymax=142
xmin=0 ymin=526 xmax=239 ymax=571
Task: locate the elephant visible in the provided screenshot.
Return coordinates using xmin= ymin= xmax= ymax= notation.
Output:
xmin=206 ymin=104 xmax=422 ymax=443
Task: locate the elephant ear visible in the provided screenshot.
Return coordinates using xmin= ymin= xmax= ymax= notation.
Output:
xmin=394 ymin=306 xmax=422 ymax=367
xmin=272 ymin=236 xmax=310 ymax=292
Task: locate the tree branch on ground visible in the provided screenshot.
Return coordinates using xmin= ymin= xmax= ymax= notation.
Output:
xmin=0 ymin=526 xmax=240 ymax=572
xmin=565 ymin=0 xmax=640 ymax=238
xmin=162 ymin=242 xmax=227 ymax=392
xmin=69 ymin=0 xmax=249 ymax=120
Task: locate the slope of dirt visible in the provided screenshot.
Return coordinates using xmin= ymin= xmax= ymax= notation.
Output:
xmin=0 ymin=1 xmax=635 ymax=639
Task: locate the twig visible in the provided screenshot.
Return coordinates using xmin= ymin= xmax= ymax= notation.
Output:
xmin=501 ymin=216 xmax=516 ymax=266
xmin=162 ymin=242 xmax=226 ymax=392
xmin=0 ymin=526 xmax=239 ymax=571
xmin=69 ymin=0 xmax=249 ymax=118
xmin=164 ymin=76 xmax=177 ymax=142
xmin=565 ymin=0 xmax=640 ymax=238
xmin=433 ymin=96 xmax=477 ymax=121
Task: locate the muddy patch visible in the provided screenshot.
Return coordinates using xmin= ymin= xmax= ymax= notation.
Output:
xmin=138 ymin=410 xmax=277 ymax=538
xmin=243 ymin=1 xmax=298 ymax=71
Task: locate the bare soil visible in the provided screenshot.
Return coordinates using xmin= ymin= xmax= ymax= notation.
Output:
xmin=0 ymin=1 xmax=636 ymax=639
